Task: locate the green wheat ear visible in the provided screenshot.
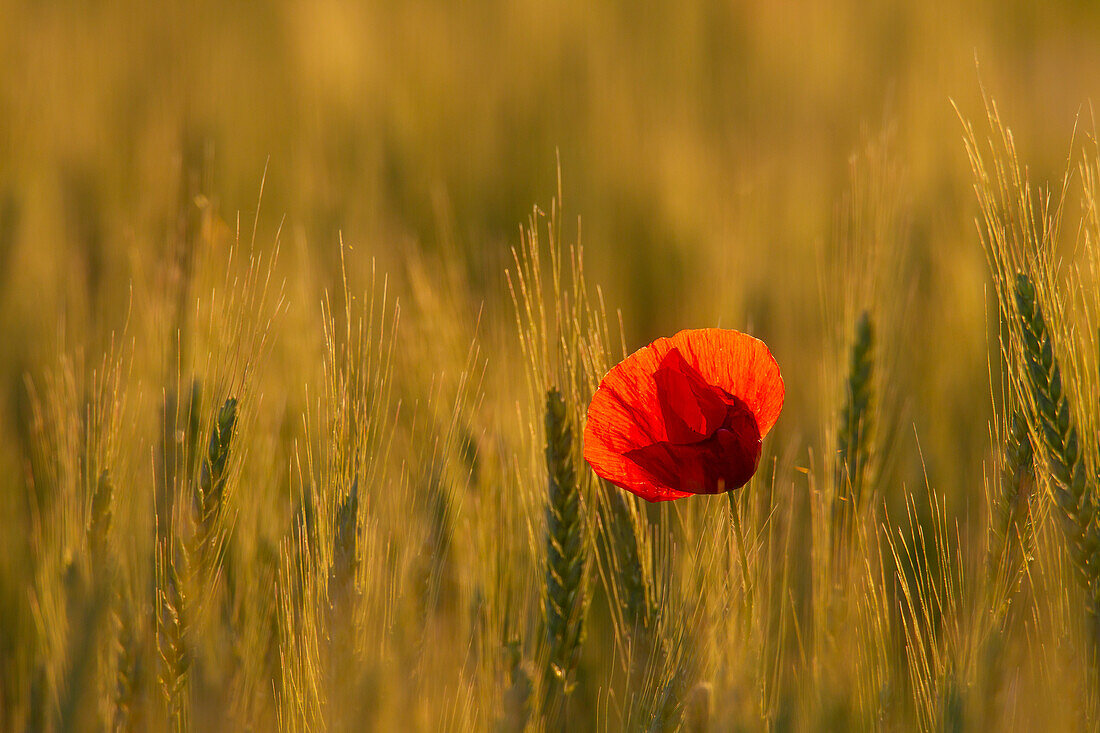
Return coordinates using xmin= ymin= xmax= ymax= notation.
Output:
xmin=198 ymin=398 xmax=237 ymax=529
xmin=330 ymin=477 xmax=360 ymax=598
xmin=194 ymin=397 xmax=237 ymax=576
xmin=88 ymin=468 xmax=113 ymax=565
xmin=610 ymin=489 xmax=653 ymax=631
xmin=501 ymin=639 xmax=534 ymax=732
xmin=542 ymin=388 xmax=586 ymax=719
xmin=834 ymin=310 xmax=875 ymax=546
xmin=993 ymin=410 xmax=1035 ymax=560
xmin=1013 ymin=273 xmax=1100 ymax=614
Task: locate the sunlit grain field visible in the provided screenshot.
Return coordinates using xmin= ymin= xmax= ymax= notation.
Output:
xmin=7 ymin=1 xmax=1100 ymax=731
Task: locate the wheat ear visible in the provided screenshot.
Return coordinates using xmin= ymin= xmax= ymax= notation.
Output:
xmin=1014 ymin=273 xmax=1100 ymax=612
xmin=195 ymin=398 xmax=237 ymax=574
xmin=834 ymin=310 xmax=875 ymax=548
xmin=993 ymin=410 xmax=1035 ymax=559
xmin=542 ymin=388 xmax=586 ymax=716
xmin=88 ymin=468 xmax=113 ymax=567
xmin=330 ymin=477 xmax=359 ymax=602
xmin=156 ymin=540 xmax=190 ymax=733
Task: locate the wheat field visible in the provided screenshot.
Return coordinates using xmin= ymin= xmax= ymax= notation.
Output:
xmin=7 ymin=1 xmax=1100 ymax=731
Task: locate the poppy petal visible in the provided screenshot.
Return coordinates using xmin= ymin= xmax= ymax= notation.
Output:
xmin=583 ymin=327 xmax=783 ymax=502
xmin=653 ymin=348 xmax=729 ymax=444
xmin=663 ymin=329 xmax=784 ymax=437
xmin=623 ymin=398 xmax=761 ymax=494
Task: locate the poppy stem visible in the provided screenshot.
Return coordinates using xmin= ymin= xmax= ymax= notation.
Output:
xmin=727 ymin=491 xmax=755 ymax=619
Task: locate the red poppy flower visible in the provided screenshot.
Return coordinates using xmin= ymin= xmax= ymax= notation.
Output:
xmin=583 ymin=328 xmax=784 ymax=502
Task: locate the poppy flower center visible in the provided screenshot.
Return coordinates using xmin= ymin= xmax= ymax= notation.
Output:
xmin=623 ymin=348 xmax=762 ymax=494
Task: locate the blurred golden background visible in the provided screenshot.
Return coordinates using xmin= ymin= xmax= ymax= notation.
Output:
xmin=4 ymin=0 xmax=1100 ymax=505
xmin=5 ymin=1 xmax=1100 ymax=728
